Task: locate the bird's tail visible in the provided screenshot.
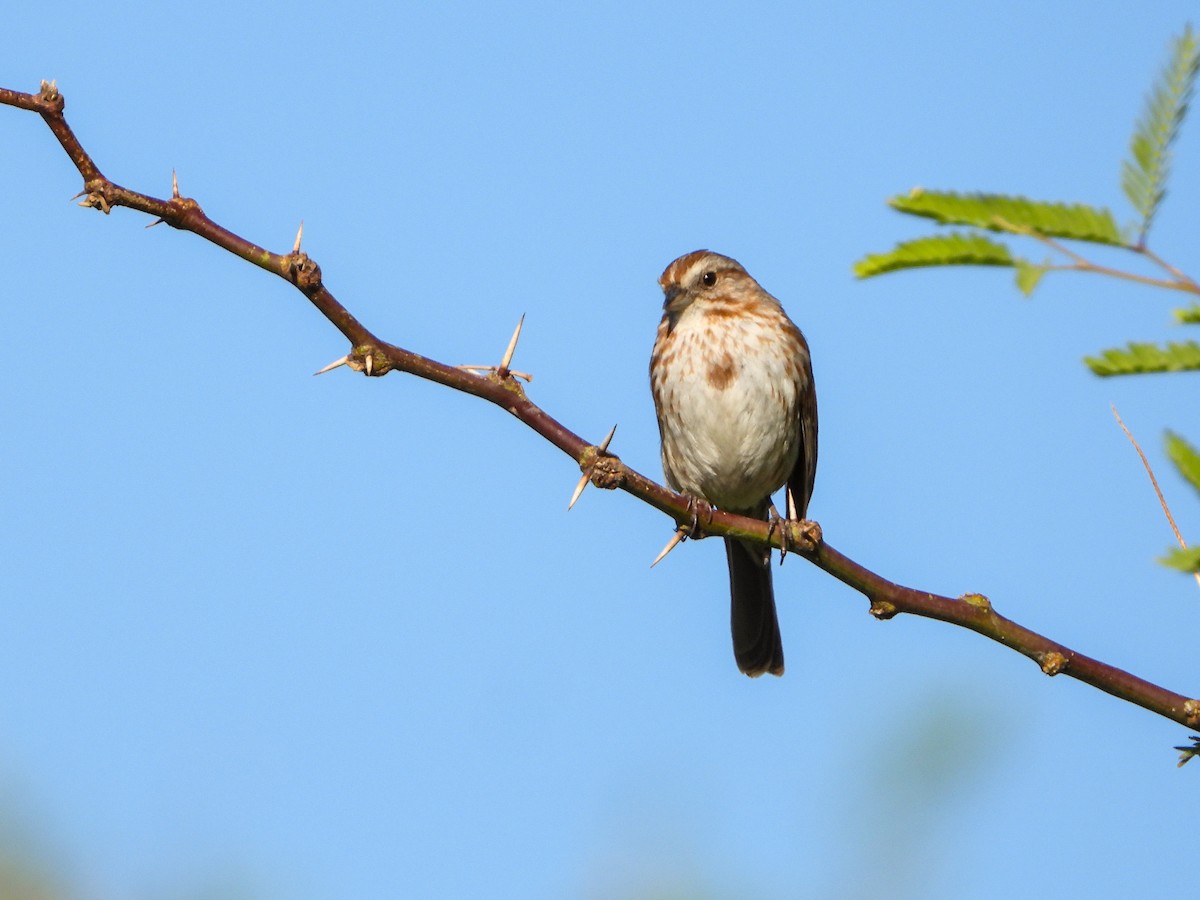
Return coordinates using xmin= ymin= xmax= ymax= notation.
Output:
xmin=725 ymin=537 xmax=785 ymax=677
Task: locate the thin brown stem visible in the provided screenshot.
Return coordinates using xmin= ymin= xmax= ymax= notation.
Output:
xmin=1039 ymin=262 xmax=1199 ymax=294
xmin=1138 ymin=244 xmax=1200 ymax=291
xmin=993 ymin=217 xmax=1200 ymax=296
xmin=5 ymin=83 xmax=1198 ymax=734
xmin=1111 ymin=405 xmax=1200 ymax=590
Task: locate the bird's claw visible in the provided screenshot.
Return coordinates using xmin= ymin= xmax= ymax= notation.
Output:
xmin=683 ymin=494 xmax=715 ymax=539
xmin=766 ymin=503 xmax=794 ymax=564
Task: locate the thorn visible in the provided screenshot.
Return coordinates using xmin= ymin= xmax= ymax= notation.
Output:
xmin=455 ymin=364 xmax=534 ymax=383
xmin=365 ymin=353 xmax=374 ymax=376
xmin=77 ymin=192 xmax=111 ymax=214
xmin=171 ymin=168 xmax=180 ymax=199
xmin=597 ymin=423 xmax=617 ymax=453
xmin=313 ymin=355 xmax=349 ymax=376
xmin=567 ymin=473 xmax=590 ymax=511
xmin=293 ymin=220 xmax=304 ymax=254
xmin=650 ymin=528 xmax=687 ymax=568
xmin=567 ymin=425 xmax=618 ymax=510
xmin=145 ymin=218 xmax=165 ymax=229
xmin=455 ymin=365 xmax=494 ymax=379
xmin=498 ymin=314 xmax=525 ymax=374
xmin=68 ymin=189 xmax=86 ymax=202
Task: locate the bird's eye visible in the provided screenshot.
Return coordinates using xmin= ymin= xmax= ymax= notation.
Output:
xmin=701 ymin=271 xmax=717 ymax=287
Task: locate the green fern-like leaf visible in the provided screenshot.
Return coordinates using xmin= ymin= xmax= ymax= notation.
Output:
xmin=1084 ymin=340 xmax=1200 ymax=375
xmin=1122 ymin=25 xmax=1200 ymax=240
xmin=853 ymin=232 xmax=1014 ymax=278
xmin=1165 ymin=430 xmax=1200 ymax=495
xmin=887 ymin=189 xmax=1125 ymax=246
xmin=1173 ymin=303 xmax=1200 ymax=323
xmin=1014 ymin=260 xmax=1048 ymax=296
xmin=1158 ymin=545 xmax=1200 ymax=572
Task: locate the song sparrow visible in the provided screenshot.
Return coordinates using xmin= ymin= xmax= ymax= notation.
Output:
xmin=650 ymin=250 xmax=817 ymax=677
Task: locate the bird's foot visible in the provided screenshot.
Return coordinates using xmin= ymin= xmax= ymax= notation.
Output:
xmin=683 ymin=494 xmax=715 ymax=539
xmin=766 ymin=502 xmax=794 ymax=564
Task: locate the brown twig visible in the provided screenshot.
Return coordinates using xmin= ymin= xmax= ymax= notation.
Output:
xmin=4 ymin=81 xmax=1198 ymax=735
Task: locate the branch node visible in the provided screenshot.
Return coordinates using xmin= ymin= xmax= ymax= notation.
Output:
xmin=568 ymin=425 xmax=618 ymax=509
xmin=455 ymin=316 xmax=536 ymax=388
xmin=869 ymin=600 xmax=898 ymax=620
xmin=78 ymin=189 xmax=111 ymax=215
xmin=787 ymin=519 xmax=822 ymax=553
xmin=356 ymin=345 xmax=391 ymax=377
xmin=496 ymin=374 xmax=528 ymax=400
xmin=38 ymin=79 xmax=62 ymax=111
xmin=1039 ymin=651 xmax=1068 ymax=676
xmin=961 ymin=592 xmax=992 ymax=611
xmin=288 ymin=252 xmax=322 ymax=291
xmin=1185 ymin=699 xmax=1200 ymax=729
xmin=589 ymin=454 xmax=625 ymax=491
xmin=311 ymin=344 xmax=387 ymax=378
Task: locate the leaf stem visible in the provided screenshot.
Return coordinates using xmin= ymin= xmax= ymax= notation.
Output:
xmin=1138 ymin=244 xmax=1200 ymax=291
xmin=995 ymin=217 xmax=1200 ymax=295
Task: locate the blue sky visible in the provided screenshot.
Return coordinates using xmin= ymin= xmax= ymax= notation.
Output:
xmin=3 ymin=3 xmax=1198 ymax=898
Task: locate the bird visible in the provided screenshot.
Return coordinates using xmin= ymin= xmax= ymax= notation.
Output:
xmin=650 ymin=250 xmax=817 ymax=677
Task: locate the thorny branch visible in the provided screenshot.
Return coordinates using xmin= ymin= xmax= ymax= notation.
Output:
xmin=4 ymin=81 xmax=1198 ymax=743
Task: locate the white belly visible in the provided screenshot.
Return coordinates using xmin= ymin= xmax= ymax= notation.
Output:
xmin=653 ymin=312 xmax=801 ymax=512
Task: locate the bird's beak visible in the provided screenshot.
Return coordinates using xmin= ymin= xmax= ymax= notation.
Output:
xmin=662 ymin=284 xmax=685 ymax=312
